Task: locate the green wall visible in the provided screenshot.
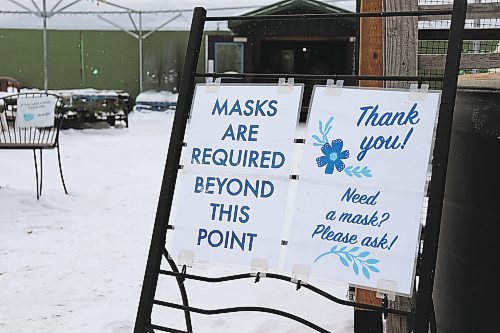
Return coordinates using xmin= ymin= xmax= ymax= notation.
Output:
xmin=0 ymin=29 xmax=207 ymax=101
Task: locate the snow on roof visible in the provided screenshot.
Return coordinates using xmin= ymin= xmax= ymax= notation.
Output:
xmin=20 ymin=88 xmax=129 ymax=99
xmin=135 ymin=90 xmax=178 ymax=103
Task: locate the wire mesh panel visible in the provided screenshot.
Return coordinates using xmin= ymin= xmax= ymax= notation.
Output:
xmin=418 ymin=0 xmax=500 ymax=89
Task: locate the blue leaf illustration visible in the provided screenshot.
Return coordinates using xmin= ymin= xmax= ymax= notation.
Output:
xmin=325 ymin=116 xmax=334 ymax=130
xmin=313 ymin=246 xmax=380 ymax=280
xmin=365 ymin=258 xmax=379 ymax=264
xmin=358 ymin=251 xmax=370 ymax=258
xmin=344 ymin=165 xmax=372 ymax=178
xmin=313 ymin=252 xmax=330 ymax=263
xmin=362 ymin=266 xmax=370 ymax=279
xmin=353 ymin=262 xmax=359 ymax=275
xmin=312 ymin=117 xmax=334 ymax=148
xmin=312 ymin=135 xmax=323 ymax=143
xmin=339 ymin=255 xmax=349 ymax=267
xmin=361 ymin=166 xmax=372 ymax=177
xmin=352 ymin=166 xmax=362 ymax=178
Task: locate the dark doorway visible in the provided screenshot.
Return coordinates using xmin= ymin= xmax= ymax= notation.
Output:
xmin=259 ymin=39 xmax=348 ymax=75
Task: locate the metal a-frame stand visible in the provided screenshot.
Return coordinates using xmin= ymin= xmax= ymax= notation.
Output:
xmin=134 ymin=1 xmax=467 ymax=332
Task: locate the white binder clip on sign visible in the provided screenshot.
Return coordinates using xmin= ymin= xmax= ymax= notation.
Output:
xmin=409 ymin=83 xmax=429 ymax=101
xmin=325 ymin=79 xmax=344 ymax=96
xmin=376 ymin=279 xmax=398 ymax=301
xmin=291 ymin=264 xmax=310 ymax=285
xmin=205 ymin=77 xmax=221 ymax=93
xmin=278 ymin=78 xmax=294 ymax=95
xmin=251 ymin=258 xmax=269 ymax=277
xmin=178 ymin=250 xmax=194 ymax=268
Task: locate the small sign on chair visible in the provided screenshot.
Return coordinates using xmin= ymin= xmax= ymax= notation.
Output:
xmin=15 ymin=96 xmax=57 ymax=128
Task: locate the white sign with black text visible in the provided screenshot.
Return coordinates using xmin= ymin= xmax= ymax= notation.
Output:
xmin=15 ymin=96 xmax=56 ymax=128
xmin=168 ymin=84 xmax=303 ymax=268
xmin=285 ymin=87 xmax=441 ymax=295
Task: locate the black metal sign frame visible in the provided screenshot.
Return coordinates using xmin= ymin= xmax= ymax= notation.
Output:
xmin=134 ymin=1 xmax=467 ymax=332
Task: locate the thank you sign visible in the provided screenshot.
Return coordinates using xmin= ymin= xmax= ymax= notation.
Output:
xmin=168 ymin=84 xmax=303 ymax=268
xmin=15 ymin=96 xmax=56 ymax=128
xmin=285 ymin=87 xmax=440 ymax=295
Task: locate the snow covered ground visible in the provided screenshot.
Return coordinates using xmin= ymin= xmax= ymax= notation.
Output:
xmin=0 ymin=111 xmax=355 ymax=333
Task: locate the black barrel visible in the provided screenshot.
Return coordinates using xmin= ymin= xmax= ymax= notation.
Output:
xmin=434 ymin=82 xmax=500 ymax=333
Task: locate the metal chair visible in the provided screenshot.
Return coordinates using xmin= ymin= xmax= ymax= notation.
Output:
xmin=0 ymin=92 xmax=68 ymax=199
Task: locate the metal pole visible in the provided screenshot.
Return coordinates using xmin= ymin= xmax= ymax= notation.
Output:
xmin=42 ymin=0 xmax=48 ymax=92
xmin=133 ymin=7 xmax=206 ymax=333
xmin=413 ymin=0 xmax=467 ymax=331
xmin=138 ymin=12 xmax=143 ymax=93
xmin=472 ymin=0 xmax=481 ymax=74
xmin=142 ymin=13 xmax=182 ymax=39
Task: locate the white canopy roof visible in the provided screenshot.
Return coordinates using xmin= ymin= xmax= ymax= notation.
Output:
xmin=0 ymin=0 xmax=355 ymax=30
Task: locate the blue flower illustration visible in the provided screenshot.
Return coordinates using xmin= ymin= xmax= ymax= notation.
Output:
xmin=316 ymin=139 xmax=349 ymax=174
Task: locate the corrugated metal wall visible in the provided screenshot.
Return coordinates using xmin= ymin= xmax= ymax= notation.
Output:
xmin=0 ymin=29 xmax=206 ymax=100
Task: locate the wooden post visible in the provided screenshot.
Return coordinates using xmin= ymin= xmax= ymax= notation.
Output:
xmin=384 ymin=1 xmax=418 ymax=332
xmin=384 ymin=0 xmax=418 ymax=88
xmin=354 ymin=0 xmax=384 ymax=331
xmin=358 ymin=0 xmax=384 ymax=87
